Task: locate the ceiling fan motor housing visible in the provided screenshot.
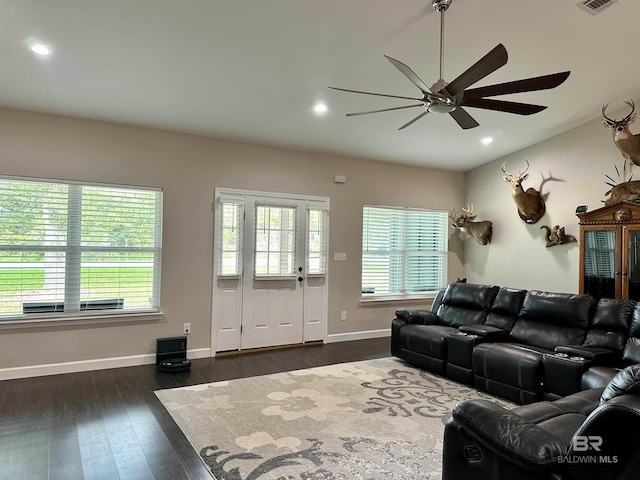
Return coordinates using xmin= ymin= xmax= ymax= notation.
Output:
xmin=432 ymin=0 xmax=452 ymax=12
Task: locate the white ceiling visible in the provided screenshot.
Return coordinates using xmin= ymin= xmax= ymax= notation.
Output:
xmin=1 ymin=0 xmax=639 ymax=171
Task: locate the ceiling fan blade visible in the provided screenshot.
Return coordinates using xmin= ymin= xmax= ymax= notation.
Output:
xmin=462 ymin=98 xmax=547 ymax=115
xmin=398 ymin=111 xmax=429 ymax=130
xmin=346 ymin=104 xmax=423 ymax=117
xmin=449 ymin=107 xmax=479 ymax=129
xmin=329 ymin=86 xmax=423 ymax=102
xmin=384 ymin=55 xmax=433 ymax=94
xmin=463 ymin=71 xmax=571 ymax=100
xmin=444 ymin=44 xmax=508 ymax=97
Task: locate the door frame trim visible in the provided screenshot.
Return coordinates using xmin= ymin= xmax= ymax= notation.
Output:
xmin=210 ymin=188 xmax=330 ymax=356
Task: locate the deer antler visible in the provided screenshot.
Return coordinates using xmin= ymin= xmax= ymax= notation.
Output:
xmin=519 ymin=160 xmax=530 ymax=178
xmin=501 ymin=162 xmax=512 ymax=177
xmin=603 ymin=100 xmax=636 ymax=123
xmin=462 ymin=203 xmax=474 ymax=214
xmin=623 ymin=99 xmax=636 ymax=122
xmin=602 ymin=103 xmax=615 ymax=123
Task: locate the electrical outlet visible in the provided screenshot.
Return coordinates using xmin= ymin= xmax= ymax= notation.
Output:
xmin=341 ymin=311 xmax=347 ymax=321
xmin=183 ymin=323 xmax=191 ymax=335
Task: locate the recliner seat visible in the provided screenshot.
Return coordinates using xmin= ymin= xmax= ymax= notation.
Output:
xmin=442 ymin=364 xmax=640 ymax=480
xmin=392 ymin=283 xmax=498 ymax=375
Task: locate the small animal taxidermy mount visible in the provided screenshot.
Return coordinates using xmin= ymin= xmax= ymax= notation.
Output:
xmin=449 ymin=204 xmax=493 ymax=245
xmin=540 ymin=225 xmax=576 ymax=248
xmin=602 ymin=100 xmax=640 ymax=166
xmin=501 ymin=160 xmax=546 ymax=224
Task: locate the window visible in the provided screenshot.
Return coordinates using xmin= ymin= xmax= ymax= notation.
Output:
xmin=218 ymin=200 xmax=244 ymax=277
xmin=0 ymin=177 xmax=162 ymax=320
xmin=307 ymin=207 xmax=328 ymax=275
xmin=215 ymin=192 xmax=329 ymax=280
xmin=362 ymin=205 xmax=448 ymax=298
xmin=254 ymin=204 xmax=297 ymax=277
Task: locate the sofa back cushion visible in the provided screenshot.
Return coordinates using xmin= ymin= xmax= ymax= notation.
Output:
xmin=509 ymin=290 xmax=595 ymax=350
xmin=484 ymin=287 xmax=526 ymax=331
xmin=623 ymin=304 xmax=640 ymax=364
xmin=586 ymin=298 xmax=634 ymax=351
xmin=437 ymin=283 xmax=499 ymax=328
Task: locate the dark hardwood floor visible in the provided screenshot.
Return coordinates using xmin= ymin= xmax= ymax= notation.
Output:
xmin=0 ymin=337 xmax=390 ymax=480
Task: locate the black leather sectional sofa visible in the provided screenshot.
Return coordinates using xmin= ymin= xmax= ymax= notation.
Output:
xmin=443 ymin=364 xmax=640 ymax=480
xmin=391 ymin=281 xmax=640 ymax=479
xmin=391 ymin=282 xmax=638 ymax=404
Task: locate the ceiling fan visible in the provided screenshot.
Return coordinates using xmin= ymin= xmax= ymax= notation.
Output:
xmin=329 ymin=0 xmax=570 ymax=130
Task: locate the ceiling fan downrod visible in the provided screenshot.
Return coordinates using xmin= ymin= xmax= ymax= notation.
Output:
xmin=432 ymin=0 xmax=452 ymax=84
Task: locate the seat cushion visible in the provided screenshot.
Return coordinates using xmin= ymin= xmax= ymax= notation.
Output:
xmin=399 ymin=324 xmax=457 ymax=359
xmin=473 ymin=342 xmax=551 ymax=393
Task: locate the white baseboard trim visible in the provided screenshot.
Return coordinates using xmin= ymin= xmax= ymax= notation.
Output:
xmin=0 ymin=347 xmax=211 ymax=381
xmin=325 ymin=328 xmax=390 ymax=343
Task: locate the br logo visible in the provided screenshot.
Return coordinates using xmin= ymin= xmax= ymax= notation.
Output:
xmin=572 ymin=435 xmax=603 ymax=452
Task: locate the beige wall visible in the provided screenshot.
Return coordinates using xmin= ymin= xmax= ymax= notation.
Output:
xmin=464 ymin=108 xmax=630 ymax=292
xmin=0 ymin=108 xmax=465 ymax=371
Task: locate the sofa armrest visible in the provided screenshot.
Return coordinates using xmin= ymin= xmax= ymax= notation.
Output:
xmin=394 ymin=308 xmax=438 ymax=325
xmin=452 ymin=400 xmax=564 ymax=471
xmin=391 ymin=310 xmax=438 ymax=358
xmin=459 ymin=324 xmax=509 ymax=340
xmin=554 ymin=345 xmax=619 ymax=364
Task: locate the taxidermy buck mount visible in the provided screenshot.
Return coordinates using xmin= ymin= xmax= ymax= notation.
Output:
xmin=329 ymin=0 xmax=570 ymax=130
xmin=450 ymin=204 xmax=492 ymax=245
xmin=602 ymin=100 xmax=640 ymax=166
xmin=501 ymin=160 xmax=546 ymax=224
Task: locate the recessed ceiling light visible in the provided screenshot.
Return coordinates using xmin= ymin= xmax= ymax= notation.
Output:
xmin=313 ymin=103 xmax=328 ymax=116
xmin=481 ymin=137 xmax=494 ymax=146
xmin=28 ymin=42 xmax=52 ymax=56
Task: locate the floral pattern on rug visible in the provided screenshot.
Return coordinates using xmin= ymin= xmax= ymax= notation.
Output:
xmin=156 ymin=357 xmax=513 ymax=480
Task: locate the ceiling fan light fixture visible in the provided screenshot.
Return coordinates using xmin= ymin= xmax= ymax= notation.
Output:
xmin=425 ymin=95 xmax=456 ymax=114
xmin=426 ymin=103 xmax=455 ymax=114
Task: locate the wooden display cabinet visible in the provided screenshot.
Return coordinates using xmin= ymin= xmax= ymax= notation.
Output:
xmin=577 ymin=201 xmax=640 ymax=300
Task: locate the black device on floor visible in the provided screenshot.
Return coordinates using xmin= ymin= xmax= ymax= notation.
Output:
xmin=156 ymin=335 xmax=191 ymax=373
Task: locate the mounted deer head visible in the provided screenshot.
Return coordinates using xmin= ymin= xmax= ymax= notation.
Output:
xmin=450 ymin=204 xmax=493 ymax=245
xmin=602 ymin=100 xmax=640 ymax=166
xmin=501 ymin=160 xmax=546 ymax=224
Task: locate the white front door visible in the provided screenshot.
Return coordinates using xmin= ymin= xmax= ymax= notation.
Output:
xmin=241 ymin=197 xmax=306 ymax=349
xmin=212 ymin=189 xmax=329 ymax=353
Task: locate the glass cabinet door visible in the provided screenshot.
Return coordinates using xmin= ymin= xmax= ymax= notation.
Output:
xmin=583 ymin=228 xmax=617 ymax=299
xmin=624 ymin=227 xmax=640 ymax=301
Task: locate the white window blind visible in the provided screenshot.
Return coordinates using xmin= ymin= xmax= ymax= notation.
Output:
xmin=362 ymin=205 xmax=448 ymax=298
xmin=0 ymin=177 xmax=162 ymax=319
xmin=584 ymin=230 xmax=616 ymax=278
xmin=307 ymin=208 xmax=328 ymax=275
xmin=218 ymin=199 xmax=244 ymax=277
xmin=254 ymin=204 xmax=297 ymax=277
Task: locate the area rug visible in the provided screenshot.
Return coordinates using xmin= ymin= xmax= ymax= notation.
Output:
xmin=155 ymin=357 xmax=513 ymax=480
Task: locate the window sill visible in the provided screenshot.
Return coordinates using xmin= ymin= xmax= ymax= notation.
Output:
xmin=359 ymin=295 xmax=435 ymax=307
xmin=0 ymin=310 xmax=164 ymax=330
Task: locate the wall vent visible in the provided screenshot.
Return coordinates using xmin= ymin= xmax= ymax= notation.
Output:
xmin=576 ymin=0 xmax=619 ymax=15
